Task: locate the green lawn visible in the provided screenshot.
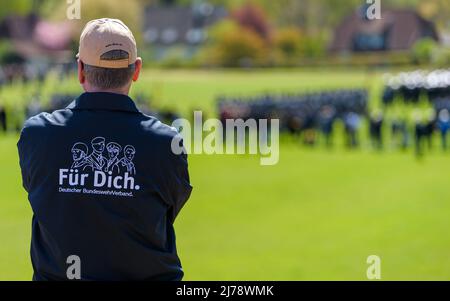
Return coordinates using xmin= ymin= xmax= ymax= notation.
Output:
xmin=1 ymin=69 xmax=450 ymax=280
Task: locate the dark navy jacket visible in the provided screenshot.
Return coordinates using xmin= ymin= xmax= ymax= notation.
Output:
xmin=17 ymin=92 xmax=192 ymax=281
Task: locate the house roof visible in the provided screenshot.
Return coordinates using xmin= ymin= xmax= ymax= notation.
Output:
xmin=143 ymin=4 xmax=227 ymax=45
xmin=330 ymin=9 xmax=439 ymax=52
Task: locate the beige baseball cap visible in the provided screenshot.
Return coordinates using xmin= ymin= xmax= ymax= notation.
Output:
xmin=77 ymin=18 xmax=137 ymax=69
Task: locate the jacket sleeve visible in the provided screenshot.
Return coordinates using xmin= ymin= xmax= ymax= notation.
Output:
xmin=168 ymin=150 xmax=192 ymax=223
xmin=160 ymin=133 xmax=193 ymax=223
xmin=17 ymin=126 xmax=31 ymax=192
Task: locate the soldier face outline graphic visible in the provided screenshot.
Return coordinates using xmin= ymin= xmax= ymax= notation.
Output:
xmin=124 ymin=145 xmax=135 ymax=161
xmin=92 ymin=137 xmax=105 ymax=153
xmin=69 ymin=138 xmax=137 ymax=174
xmin=72 ymin=143 xmax=88 ymax=162
xmin=107 ymin=142 xmax=121 ymax=160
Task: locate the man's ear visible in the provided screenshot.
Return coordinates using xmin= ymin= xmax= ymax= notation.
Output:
xmin=77 ymin=59 xmax=85 ymax=84
xmin=132 ymin=57 xmax=142 ymax=82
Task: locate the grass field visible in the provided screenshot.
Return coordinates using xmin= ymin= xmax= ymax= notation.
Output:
xmin=1 ymin=69 xmax=450 ymax=280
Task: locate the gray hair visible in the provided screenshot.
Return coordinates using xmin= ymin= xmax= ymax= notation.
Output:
xmin=83 ymin=50 xmax=135 ymax=90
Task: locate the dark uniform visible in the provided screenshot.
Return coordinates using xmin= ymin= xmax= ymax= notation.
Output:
xmin=17 ymin=92 xmax=192 ymax=281
xmin=0 ymin=106 xmax=6 ymax=132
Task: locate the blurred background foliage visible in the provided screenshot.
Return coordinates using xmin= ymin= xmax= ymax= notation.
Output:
xmin=0 ymin=0 xmax=449 ymax=68
xmin=2 ymin=0 xmax=450 ymax=32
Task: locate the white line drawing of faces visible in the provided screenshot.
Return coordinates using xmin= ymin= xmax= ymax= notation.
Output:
xmin=120 ymin=145 xmax=136 ymax=175
xmin=86 ymin=137 xmax=107 ymax=171
xmin=71 ymin=142 xmax=92 ymax=170
xmin=105 ymin=142 xmax=122 ymax=173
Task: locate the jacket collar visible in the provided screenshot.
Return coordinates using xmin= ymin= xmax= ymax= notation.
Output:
xmin=67 ymin=92 xmax=140 ymax=113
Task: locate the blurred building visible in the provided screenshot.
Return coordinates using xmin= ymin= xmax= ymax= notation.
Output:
xmin=143 ymin=3 xmax=227 ymax=60
xmin=0 ymin=14 xmax=74 ymax=64
xmin=330 ymin=9 xmax=439 ymax=53
xmin=0 ymin=14 xmax=75 ymax=83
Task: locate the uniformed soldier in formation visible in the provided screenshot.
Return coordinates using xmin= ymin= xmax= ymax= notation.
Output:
xmin=437 ymin=109 xmax=450 ymax=151
xmin=0 ymin=105 xmax=6 ymax=132
xmin=217 ymin=89 xmax=368 ymax=148
xmin=369 ymin=110 xmax=384 ymax=150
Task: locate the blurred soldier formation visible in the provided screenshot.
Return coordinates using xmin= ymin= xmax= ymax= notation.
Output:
xmin=217 ymin=69 xmax=450 ymax=157
xmin=2 ymin=69 xmax=450 ymax=158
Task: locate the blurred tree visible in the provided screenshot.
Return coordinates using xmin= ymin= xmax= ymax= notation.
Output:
xmin=411 ymin=38 xmax=438 ymax=64
xmin=38 ymin=0 xmax=70 ymax=19
xmin=231 ymin=2 xmax=271 ymax=42
xmin=273 ymin=27 xmax=303 ymax=64
xmin=417 ymin=0 xmax=450 ymax=29
xmin=0 ymin=41 xmax=16 ymax=64
xmin=205 ymin=19 xmax=268 ymax=67
xmin=48 ymin=0 xmax=143 ymax=45
xmin=0 ymin=0 xmax=35 ymax=19
xmin=301 ymin=35 xmax=326 ymax=58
